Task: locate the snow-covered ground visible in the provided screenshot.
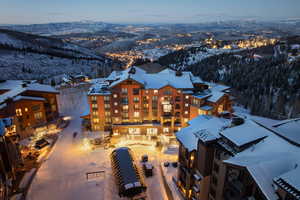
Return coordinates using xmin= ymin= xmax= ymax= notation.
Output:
xmin=27 ymin=86 xmax=175 ymax=200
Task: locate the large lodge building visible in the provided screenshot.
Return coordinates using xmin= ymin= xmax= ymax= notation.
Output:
xmin=0 ymin=80 xmax=59 ymax=139
xmin=87 ymin=66 xmax=233 ymax=138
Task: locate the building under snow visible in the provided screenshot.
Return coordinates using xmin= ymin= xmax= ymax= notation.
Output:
xmin=176 ymin=116 xmax=300 ymax=200
xmin=87 ymin=66 xmax=232 ymax=138
xmin=0 ymin=80 xmax=59 ymax=139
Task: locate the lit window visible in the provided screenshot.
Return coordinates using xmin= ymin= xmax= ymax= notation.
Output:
xmin=16 ymin=109 xmax=22 ymax=116
xmin=134 ymin=112 xmax=140 ymax=117
xmin=25 ymin=107 xmax=28 ymax=112
xmin=104 ymin=104 xmax=110 ymax=109
xmin=121 ymin=88 xmax=128 ymax=94
xmin=147 ymin=128 xmax=158 ymax=135
xmin=184 ymin=118 xmax=189 ymax=123
xmin=184 ymin=111 xmax=188 ymax=114
xmin=114 ymin=109 xmax=118 ymax=114
xmin=93 ymin=118 xmax=99 ymax=123
xmin=91 ymin=96 xmax=97 ymax=101
xmin=218 ymin=104 xmax=224 ymax=113
xmin=185 ymin=95 xmax=189 ymax=99
xmin=154 ymin=90 xmax=158 ymax=94
xmin=129 ymin=128 xmax=140 ymax=135
xmin=163 ymin=104 xmax=172 ymax=112
xmin=115 ymin=117 xmax=119 ymax=122
xmin=113 ymin=94 xmax=118 ymax=98
xmin=92 ymin=104 xmax=98 ymax=108
xmin=34 ymin=112 xmax=43 ymax=120
xmin=145 ymin=90 xmax=149 ymax=94
xmin=134 ymin=104 xmax=139 ymax=109
xmin=163 ymin=128 xmax=169 ymax=133
xmin=104 ymin=96 xmax=110 ymax=101
xmin=123 ymin=105 xmax=129 ymax=110
xmin=198 ymin=109 xmax=207 ymax=115
xmin=133 ymin=97 xmax=139 ymax=103
xmin=114 ymin=102 xmax=118 ymax=106
xmin=51 ymin=105 xmax=56 ymax=112
xmin=185 ymin=103 xmax=189 ymax=107
xmin=105 ymin=111 xmax=111 ymax=116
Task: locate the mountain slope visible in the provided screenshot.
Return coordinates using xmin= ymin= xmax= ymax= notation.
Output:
xmin=0 ymin=29 xmax=119 ymax=83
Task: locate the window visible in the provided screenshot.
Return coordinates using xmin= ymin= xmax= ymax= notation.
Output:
xmin=114 ymin=109 xmax=118 ymax=114
xmin=152 ymin=96 xmax=158 ymax=101
xmin=113 ymin=94 xmax=118 ymax=98
xmin=185 ymin=103 xmax=189 ymax=107
xmin=105 ymin=118 xmax=111 ymax=123
xmin=133 ymin=97 xmax=139 ymax=103
xmin=114 ymin=102 xmax=118 ymax=106
xmin=104 ymin=96 xmax=110 ymax=101
xmin=92 ymin=103 xmax=98 ymax=109
xmin=134 ymin=104 xmax=139 ymax=109
xmin=121 ymin=88 xmax=128 ymax=94
xmin=105 ymin=111 xmax=110 ymax=116
xmin=175 ymin=104 xmax=180 ymax=109
xmin=198 ymin=109 xmax=207 ymax=115
xmin=32 ymin=105 xmax=40 ymax=111
xmin=34 ymin=112 xmax=43 ymax=120
xmin=25 ymin=107 xmax=28 ymax=112
xmin=134 ymin=112 xmax=140 ymax=118
xmin=129 ymin=128 xmax=140 ymax=135
xmin=154 ymin=90 xmax=158 ymax=94
xmin=147 ymin=128 xmax=158 ymax=135
xmin=114 ymin=117 xmax=119 ymax=122
xmin=93 ymin=111 xmax=98 ymax=116
xmin=123 ymin=105 xmax=129 ymax=110
xmin=104 ymin=104 xmax=110 ymax=109
xmin=218 ymin=104 xmax=224 ymax=113
xmin=51 ymin=105 xmax=56 ymax=112
xmin=184 ymin=118 xmax=189 ymax=123
xmin=91 ymin=96 xmax=97 ymax=101
xmin=122 ymin=112 xmax=129 ymax=118
xmin=145 ymin=90 xmax=149 ymax=94
xmin=184 ymin=111 xmax=188 ymax=114
xmin=164 ymin=90 xmax=172 ymax=95
xmin=122 ymin=97 xmax=128 ymax=104
xmin=185 ymin=95 xmax=189 ymax=99
xmin=163 ymin=128 xmax=169 ymax=133
xmin=93 ymin=118 xmax=99 ymax=123
xmin=163 ymin=104 xmax=172 ymax=112
xmin=16 ymin=108 xmax=22 ymax=116
xmin=133 ymin=88 xmax=140 ymax=95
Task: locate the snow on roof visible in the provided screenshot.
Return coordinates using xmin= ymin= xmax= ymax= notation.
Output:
xmin=108 ymin=67 xmax=195 ymax=90
xmin=209 ymin=84 xmax=231 ymax=92
xmin=225 ymin=153 xmax=300 ymax=200
xmin=0 ymin=103 xmax=7 ymax=110
xmin=271 ymin=118 xmax=300 ymax=146
xmin=0 ymin=80 xmax=58 ymax=104
xmin=176 ymin=115 xmax=229 ymax=151
xmin=275 ymin=166 xmax=300 ymax=192
xmin=199 ymin=105 xmax=214 ymax=111
xmin=221 ymin=120 xmax=269 ymax=147
xmin=207 ymin=91 xmax=225 ymax=103
xmin=224 ymin=118 xmax=300 ymax=200
xmin=13 ymin=96 xmax=46 ymax=102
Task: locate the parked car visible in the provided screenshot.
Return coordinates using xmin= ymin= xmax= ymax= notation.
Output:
xmin=34 ymin=138 xmax=50 ymax=150
xmin=143 ymin=163 xmax=154 ymax=177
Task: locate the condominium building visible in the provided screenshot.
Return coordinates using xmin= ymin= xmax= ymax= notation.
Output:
xmin=176 ymin=115 xmax=300 ymax=200
xmin=87 ymin=66 xmax=233 ymax=137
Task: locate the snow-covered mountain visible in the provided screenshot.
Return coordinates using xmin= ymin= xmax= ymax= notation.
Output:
xmin=0 ymin=29 xmax=117 ymax=83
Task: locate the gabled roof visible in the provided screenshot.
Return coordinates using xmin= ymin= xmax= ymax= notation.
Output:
xmin=271 ymin=118 xmax=300 ymax=146
xmin=176 ymin=115 xmax=229 ymax=152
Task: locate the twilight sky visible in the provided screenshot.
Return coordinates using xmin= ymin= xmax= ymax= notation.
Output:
xmin=1 ymin=0 xmax=300 ymax=24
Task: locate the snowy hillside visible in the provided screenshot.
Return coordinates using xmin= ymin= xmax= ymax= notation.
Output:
xmin=158 ymin=46 xmax=241 ymax=70
xmin=0 ymin=29 xmax=116 ymax=82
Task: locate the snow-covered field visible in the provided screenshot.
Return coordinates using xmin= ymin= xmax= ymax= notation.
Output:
xmin=27 ymin=86 xmax=175 ymax=200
